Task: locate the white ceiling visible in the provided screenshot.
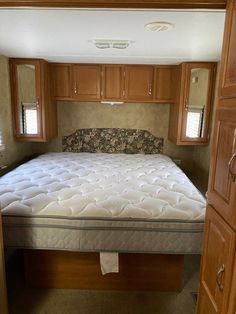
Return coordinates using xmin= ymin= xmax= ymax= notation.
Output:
xmin=0 ymin=8 xmax=225 ymax=64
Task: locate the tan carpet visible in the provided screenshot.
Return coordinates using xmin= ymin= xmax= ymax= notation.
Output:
xmin=6 ymin=252 xmax=200 ymax=314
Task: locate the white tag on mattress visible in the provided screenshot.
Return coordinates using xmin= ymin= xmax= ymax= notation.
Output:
xmin=100 ymin=252 xmax=119 ymax=275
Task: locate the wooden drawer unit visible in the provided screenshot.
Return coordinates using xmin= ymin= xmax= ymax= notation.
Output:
xmin=197 ymin=205 xmax=236 ymax=314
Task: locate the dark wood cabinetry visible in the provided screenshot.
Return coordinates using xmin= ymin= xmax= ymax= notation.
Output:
xmin=197 ymin=1 xmax=236 ymax=313
xmin=72 ymin=64 xmax=101 ymax=100
xmin=10 ymin=58 xmax=57 ymax=142
xmin=124 ymin=65 xmax=154 ymax=101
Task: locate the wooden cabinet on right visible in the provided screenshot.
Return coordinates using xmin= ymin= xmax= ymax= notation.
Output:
xmin=168 ymin=62 xmax=216 ymax=145
xmin=208 ymin=108 xmax=236 ymax=229
xmin=197 ymin=205 xmax=236 ymax=314
xmin=219 ymin=0 xmax=236 ymax=100
xmin=198 ymin=1 xmax=236 ymax=313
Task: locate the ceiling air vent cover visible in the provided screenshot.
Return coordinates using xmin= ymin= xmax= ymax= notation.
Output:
xmin=145 ymin=22 xmax=174 ymax=32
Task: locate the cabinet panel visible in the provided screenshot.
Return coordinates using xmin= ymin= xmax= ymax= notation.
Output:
xmin=154 ymin=66 xmax=175 ymax=103
xmin=168 ymin=62 xmax=216 ymax=145
xmin=0 ymin=213 xmax=8 ymax=314
xmin=219 ymin=0 xmax=236 ymax=100
xmin=124 ymin=66 xmax=154 ymax=101
xmin=10 ymin=58 xmax=57 ymax=142
xmin=197 ymin=205 xmax=236 ymax=314
xmin=102 ymin=65 xmax=124 ymax=100
xmin=73 ymin=65 xmax=101 ymax=100
xmin=208 ymin=108 xmax=236 ymax=229
xmin=51 ymin=63 xmax=72 ymax=99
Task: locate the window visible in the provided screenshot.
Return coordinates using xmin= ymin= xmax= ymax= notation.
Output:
xmin=186 ymin=108 xmax=204 ymax=138
xmin=21 ymin=103 xmax=38 ymax=134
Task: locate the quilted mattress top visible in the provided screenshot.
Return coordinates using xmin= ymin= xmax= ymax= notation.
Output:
xmin=0 ymin=153 xmax=206 ymax=221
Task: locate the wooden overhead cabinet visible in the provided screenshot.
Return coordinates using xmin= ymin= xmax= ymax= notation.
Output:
xmin=154 ymin=66 xmax=176 ymax=103
xmin=72 ymin=64 xmax=101 ymax=101
xmin=124 ymin=65 xmax=154 ymax=102
xmin=101 ymin=65 xmax=124 ymax=101
xmin=10 ymin=58 xmax=57 ymax=142
xmin=51 ymin=63 xmax=72 ymax=100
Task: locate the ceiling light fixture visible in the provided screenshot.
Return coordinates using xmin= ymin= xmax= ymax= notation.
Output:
xmin=145 ymin=22 xmax=174 ymax=32
xmin=92 ymin=39 xmax=131 ymax=50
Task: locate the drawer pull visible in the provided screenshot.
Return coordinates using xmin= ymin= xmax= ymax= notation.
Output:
xmin=228 ymin=152 xmax=236 ymax=182
xmin=216 ymin=264 xmax=225 ymax=292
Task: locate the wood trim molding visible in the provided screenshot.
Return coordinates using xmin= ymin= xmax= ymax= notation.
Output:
xmin=0 ymin=0 xmax=226 ymax=9
xmin=0 ymin=215 xmax=8 ymax=314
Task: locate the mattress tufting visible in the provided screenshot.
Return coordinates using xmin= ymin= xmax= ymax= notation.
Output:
xmin=0 ymin=153 xmax=206 ymax=253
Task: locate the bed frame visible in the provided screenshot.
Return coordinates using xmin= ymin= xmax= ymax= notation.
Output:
xmin=23 ymin=128 xmax=184 ymax=291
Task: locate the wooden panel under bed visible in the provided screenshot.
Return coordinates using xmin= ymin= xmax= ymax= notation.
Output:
xmin=24 ymin=250 xmax=184 ymax=291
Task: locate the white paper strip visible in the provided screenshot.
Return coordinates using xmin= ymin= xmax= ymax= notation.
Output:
xmin=100 ymin=252 xmax=119 ymax=275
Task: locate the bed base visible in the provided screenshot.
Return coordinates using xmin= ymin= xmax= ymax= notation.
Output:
xmin=24 ymin=250 xmax=184 ymax=291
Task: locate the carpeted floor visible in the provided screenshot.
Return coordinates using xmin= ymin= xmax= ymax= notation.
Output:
xmin=6 ymin=252 xmax=200 ymax=314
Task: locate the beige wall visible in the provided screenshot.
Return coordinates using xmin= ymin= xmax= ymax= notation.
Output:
xmin=0 ymin=55 xmax=33 ymax=166
xmin=32 ymin=101 xmax=194 ymax=172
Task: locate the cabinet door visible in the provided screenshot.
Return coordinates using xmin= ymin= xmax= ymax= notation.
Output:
xmin=208 ymin=108 xmax=236 ymax=229
xmin=154 ymin=66 xmax=175 ymax=103
xmin=219 ymin=0 xmax=236 ymax=100
xmin=10 ymin=59 xmax=43 ymax=141
xmin=124 ymin=66 xmax=154 ymax=101
xmin=197 ymin=205 xmax=236 ymax=314
xmin=180 ymin=62 xmax=216 ymax=144
xmin=51 ymin=63 xmax=72 ymax=100
xmin=72 ymin=65 xmax=101 ymax=101
xmin=227 ymin=256 xmax=236 ymax=314
xmin=102 ymin=65 xmax=124 ymax=101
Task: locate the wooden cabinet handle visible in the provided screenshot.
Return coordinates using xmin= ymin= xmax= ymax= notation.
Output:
xmin=228 ymin=152 xmax=236 ymax=182
xmin=216 ymin=264 xmax=225 ymax=292
xmin=74 ymin=86 xmax=77 ymax=94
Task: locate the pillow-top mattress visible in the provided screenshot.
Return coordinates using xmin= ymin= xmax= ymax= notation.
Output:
xmin=0 ymin=153 xmax=206 ymax=253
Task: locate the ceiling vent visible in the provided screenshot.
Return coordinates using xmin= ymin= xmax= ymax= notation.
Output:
xmin=145 ymin=22 xmax=174 ymax=32
xmin=92 ymin=39 xmax=131 ymax=49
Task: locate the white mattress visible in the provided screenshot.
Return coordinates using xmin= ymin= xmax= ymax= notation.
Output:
xmin=0 ymin=153 xmax=206 ymax=253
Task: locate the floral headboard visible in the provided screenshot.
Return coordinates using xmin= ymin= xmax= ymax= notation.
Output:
xmin=62 ymin=128 xmax=163 ymax=154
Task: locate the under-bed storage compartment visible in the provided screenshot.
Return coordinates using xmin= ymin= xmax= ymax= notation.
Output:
xmin=24 ymin=250 xmax=184 ymax=291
